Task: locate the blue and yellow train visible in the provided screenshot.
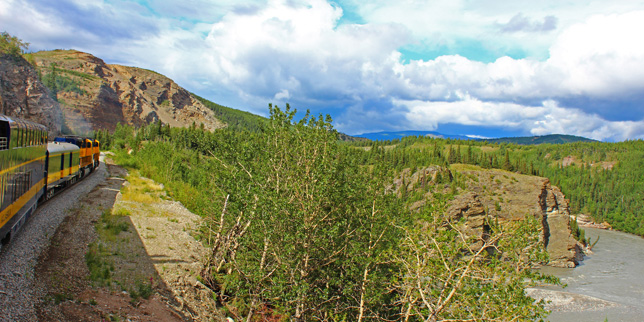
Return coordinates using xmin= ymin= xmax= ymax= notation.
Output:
xmin=0 ymin=114 xmax=100 ymax=245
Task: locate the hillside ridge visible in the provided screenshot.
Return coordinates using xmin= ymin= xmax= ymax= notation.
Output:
xmin=29 ymin=49 xmax=226 ymax=134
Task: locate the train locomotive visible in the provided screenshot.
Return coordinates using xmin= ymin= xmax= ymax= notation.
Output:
xmin=0 ymin=115 xmax=100 ymax=245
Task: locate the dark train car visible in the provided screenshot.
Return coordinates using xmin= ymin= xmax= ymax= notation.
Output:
xmin=0 ymin=115 xmax=48 ymax=244
xmin=54 ymin=136 xmax=95 ymax=176
xmin=44 ymin=142 xmax=80 ymax=199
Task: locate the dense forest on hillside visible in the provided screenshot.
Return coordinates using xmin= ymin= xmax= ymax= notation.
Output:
xmin=192 ymin=94 xmax=266 ymax=132
xmin=102 ymin=105 xmax=554 ymax=321
xmin=347 ymin=136 xmax=644 ymax=236
xmin=485 ymin=134 xmax=596 ymax=145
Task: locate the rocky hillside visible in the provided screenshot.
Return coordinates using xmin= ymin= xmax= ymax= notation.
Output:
xmin=29 ymin=50 xmax=225 ymax=134
xmin=0 ymin=53 xmax=63 ymax=136
xmin=394 ymin=164 xmax=585 ymax=268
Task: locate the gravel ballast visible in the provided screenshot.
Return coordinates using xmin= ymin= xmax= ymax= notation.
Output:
xmin=0 ymin=161 xmax=106 ymax=322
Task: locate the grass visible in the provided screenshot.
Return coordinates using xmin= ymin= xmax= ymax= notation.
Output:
xmin=56 ymin=67 xmax=99 ymax=81
xmin=120 ymin=170 xmax=165 ymax=204
xmin=85 ymin=241 xmax=114 ymax=286
xmin=86 ymin=209 xmax=131 ymax=286
xmin=52 ymin=292 xmax=74 ymax=304
xmin=98 ymin=210 xmax=130 ymax=242
xmin=450 ymin=163 xmax=484 ymax=172
xmin=129 ymin=280 xmax=153 ymax=302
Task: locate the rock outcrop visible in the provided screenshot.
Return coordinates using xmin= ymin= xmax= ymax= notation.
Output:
xmin=390 ymin=165 xmax=453 ymax=196
xmin=0 ymin=54 xmax=63 ymax=136
xmin=395 ymin=166 xmax=585 ymax=268
xmin=538 ymin=181 xmax=584 ymax=267
xmin=458 ymin=169 xmax=584 ymax=268
xmin=446 ymin=192 xmax=488 ymax=238
xmin=572 ymin=213 xmax=612 ymax=230
xmin=30 ymin=50 xmax=225 ymax=134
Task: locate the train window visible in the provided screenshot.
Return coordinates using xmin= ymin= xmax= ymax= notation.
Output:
xmin=69 ymin=152 xmax=72 ymax=168
xmin=0 ymin=121 xmax=8 ymax=150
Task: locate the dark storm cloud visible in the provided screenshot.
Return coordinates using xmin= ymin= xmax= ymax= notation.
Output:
xmin=498 ymin=13 xmax=558 ymax=33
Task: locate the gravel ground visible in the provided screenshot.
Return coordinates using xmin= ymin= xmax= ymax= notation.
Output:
xmin=0 ymin=159 xmax=106 ymax=322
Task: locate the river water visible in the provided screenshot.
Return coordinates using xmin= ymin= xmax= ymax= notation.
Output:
xmin=532 ymin=227 xmax=644 ymax=322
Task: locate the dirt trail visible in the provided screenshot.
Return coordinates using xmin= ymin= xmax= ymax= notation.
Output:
xmin=35 ymin=157 xmax=223 ymax=321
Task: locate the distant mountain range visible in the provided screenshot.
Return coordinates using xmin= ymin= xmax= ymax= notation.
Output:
xmin=355 ymin=130 xmax=471 ymax=141
xmin=485 ymin=134 xmax=597 ymax=145
xmin=355 ymin=131 xmax=596 ymax=145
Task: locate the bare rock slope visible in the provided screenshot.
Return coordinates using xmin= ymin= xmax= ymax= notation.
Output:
xmin=30 ymin=50 xmax=225 ymax=134
xmin=0 ymin=53 xmax=63 ymax=136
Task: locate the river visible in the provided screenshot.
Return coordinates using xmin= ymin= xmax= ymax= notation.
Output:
xmin=528 ymin=227 xmax=644 ymax=322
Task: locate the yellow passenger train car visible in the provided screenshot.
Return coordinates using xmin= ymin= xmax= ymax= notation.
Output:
xmin=44 ymin=142 xmax=80 ymax=200
xmin=0 ymin=115 xmax=48 ymax=244
xmin=0 ymin=115 xmax=101 ymax=245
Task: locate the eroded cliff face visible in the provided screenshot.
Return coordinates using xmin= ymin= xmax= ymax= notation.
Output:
xmin=30 ymin=50 xmax=225 ymax=134
xmin=0 ymin=54 xmax=63 ymax=136
xmin=455 ymin=169 xmax=584 ymax=267
xmin=539 ymin=181 xmax=585 ymax=267
xmin=394 ymin=166 xmax=585 ymax=268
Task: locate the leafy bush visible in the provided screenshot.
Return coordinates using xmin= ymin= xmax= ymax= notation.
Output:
xmin=0 ymin=32 xmax=28 ymax=56
xmin=107 ymin=104 xmax=554 ymax=321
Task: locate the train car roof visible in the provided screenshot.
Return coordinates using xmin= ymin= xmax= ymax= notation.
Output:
xmin=47 ymin=141 xmax=80 ymax=154
xmin=0 ymin=115 xmax=12 ymax=123
xmin=0 ymin=114 xmax=47 ymax=131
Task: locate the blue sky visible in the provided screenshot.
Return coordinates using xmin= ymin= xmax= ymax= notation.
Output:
xmin=3 ymin=0 xmax=644 ymax=141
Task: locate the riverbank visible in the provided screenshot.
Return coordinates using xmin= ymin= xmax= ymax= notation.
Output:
xmin=573 ymin=213 xmax=612 ymax=230
xmin=535 ymin=227 xmax=644 ymax=322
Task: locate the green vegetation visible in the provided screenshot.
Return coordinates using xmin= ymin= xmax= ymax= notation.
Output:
xmin=85 ymin=209 xmax=132 ymax=286
xmin=129 ymin=280 xmax=153 ymax=301
xmin=0 ymin=31 xmax=29 ymax=56
xmin=349 ymin=135 xmax=644 ymax=236
xmin=40 ymin=63 xmax=88 ymax=99
xmin=486 ymin=134 xmax=596 ymax=145
xmin=85 ymin=241 xmax=114 ymax=286
xmin=108 ymin=104 xmax=554 ymax=321
xmin=192 ymin=93 xmax=267 ymax=132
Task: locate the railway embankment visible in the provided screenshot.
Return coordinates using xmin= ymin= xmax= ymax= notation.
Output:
xmin=0 ymin=155 xmax=223 ymax=321
xmin=0 ymin=156 xmax=106 ymax=321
